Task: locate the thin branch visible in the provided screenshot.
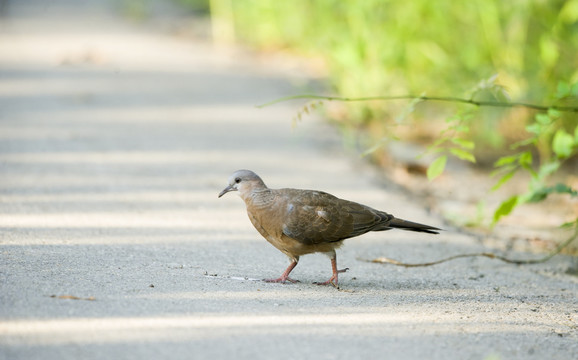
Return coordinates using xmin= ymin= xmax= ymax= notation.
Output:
xmin=257 ymin=94 xmax=578 ymax=112
xmin=361 ymin=225 xmax=578 ymax=267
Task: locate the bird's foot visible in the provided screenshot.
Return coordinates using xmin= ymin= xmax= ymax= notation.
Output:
xmin=263 ymin=261 xmax=300 ymax=284
xmin=263 ymin=276 xmax=300 ymax=284
xmin=313 ymin=268 xmax=349 ymax=288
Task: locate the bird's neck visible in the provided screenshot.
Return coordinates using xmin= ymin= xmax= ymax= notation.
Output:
xmin=245 ymin=188 xmax=274 ymax=207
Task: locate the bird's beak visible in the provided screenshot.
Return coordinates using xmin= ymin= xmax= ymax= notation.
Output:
xmin=218 ymin=184 xmax=236 ymax=198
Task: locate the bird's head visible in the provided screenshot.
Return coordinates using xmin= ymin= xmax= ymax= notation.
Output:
xmin=218 ymin=169 xmax=267 ymax=199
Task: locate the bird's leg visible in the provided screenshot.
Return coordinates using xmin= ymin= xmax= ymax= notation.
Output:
xmin=263 ymin=259 xmax=300 ymax=284
xmin=314 ymin=253 xmax=349 ymax=288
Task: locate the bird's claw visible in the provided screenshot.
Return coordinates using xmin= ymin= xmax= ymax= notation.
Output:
xmin=313 ymin=268 xmax=349 ymax=288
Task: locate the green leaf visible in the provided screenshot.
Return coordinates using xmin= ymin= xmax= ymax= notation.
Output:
xmin=547 ymin=108 xmax=561 ymax=118
xmin=552 ymin=129 xmax=574 ymax=158
xmin=445 ymin=114 xmax=460 ymax=123
xmin=490 ymin=164 xmax=516 ymax=178
xmin=552 ymin=183 xmax=578 ymax=196
xmin=560 ymin=0 xmax=578 ymax=22
xmin=427 ymin=155 xmax=447 ymax=180
xmin=561 ymin=220 xmax=578 ymax=229
xmin=450 ymin=138 xmax=475 ymax=150
xmin=494 ymin=155 xmax=518 ymax=167
xmin=449 ymin=148 xmax=476 ymax=163
xmin=511 ymin=137 xmax=537 ymax=149
xmin=539 ymin=35 xmax=559 ymax=67
xmin=519 ymin=151 xmax=533 ymax=168
xmin=493 ymin=195 xmax=519 ymax=224
xmin=491 ymin=171 xmax=515 ymax=191
xmin=535 ymin=113 xmax=551 ymax=125
xmin=538 ymin=160 xmax=560 ymax=178
xmin=555 ymin=81 xmax=570 ymax=99
xmin=528 ymin=183 xmax=578 ymax=203
xmin=574 ymin=125 xmax=578 ymax=143
xmin=490 ymin=84 xmax=511 ymax=102
xmin=527 ymin=188 xmax=549 ymax=203
xmin=525 ymin=123 xmax=541 ymax=134
xmin=453 ymin=124 xmax=470 ymax=133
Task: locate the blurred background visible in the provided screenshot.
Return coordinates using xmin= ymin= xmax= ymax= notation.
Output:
xmin=174 ymin=0 xmax=578 ymax=254
xmin=174 ymin=0 xmax=578 ymax=151
xmin=2 ymin=2 xmax=577 ymax=356
xmin=2 ymin=0 xmax=577 ymax=254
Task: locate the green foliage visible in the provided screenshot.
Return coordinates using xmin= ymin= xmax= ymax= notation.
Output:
xmin=174 ymin=0 xmax=210 ymax=12
xmin=490 ymin=83 xmax=578 ymax=226
xmin=189 ymin=1 xmax=578 ymax=238
xmin=553 ymin=129 xmax=575 ymax=157
xmin=425 ymin=108 xmax=477 ymax=180
xmin=205 ymin=0 xmax=578 ymax=110
xmin=527 ymin=183 xmax=577 ymax=203
xmin=427 ymin=155 xmax=447 ymax=181
xmin=259 ymin=85 xmax=578 ymax=232
xmin=493 ymin=195 xmax=520 ymax=224
xmin=202 ymin=0 xmax=578 ymax=147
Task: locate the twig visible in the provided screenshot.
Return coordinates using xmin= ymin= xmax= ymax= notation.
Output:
xmin=257 ymin=94 xmax=578 ymax=112
xmin=362 ymin=226 xmax=578 ymax=267
xmin=50 ymin=294 xmax=96 ymax=301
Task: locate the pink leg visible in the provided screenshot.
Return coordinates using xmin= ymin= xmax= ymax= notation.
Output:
xmin=263 ymin=260 xmax=300 ymax=284
xmin=314 ymin=257 xmax=349 ymax=288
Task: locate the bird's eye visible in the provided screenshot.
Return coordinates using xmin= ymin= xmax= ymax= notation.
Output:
xmin=234 ymin=177 xmax=241 ymax=184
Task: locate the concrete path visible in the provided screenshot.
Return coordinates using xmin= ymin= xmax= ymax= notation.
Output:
xmin=1 ymin=1 xmax=576 ymax=359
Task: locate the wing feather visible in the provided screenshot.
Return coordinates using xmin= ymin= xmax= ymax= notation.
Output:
xmin=277 ymin=189 xmax=392 ymax=245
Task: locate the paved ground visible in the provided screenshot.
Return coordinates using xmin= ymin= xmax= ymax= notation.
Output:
xmin=0 ymin=1 xmax=577 ymax=359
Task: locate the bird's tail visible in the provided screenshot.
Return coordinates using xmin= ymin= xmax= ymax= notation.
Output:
xmin=389 ymin=218 xmax=440 ymax=234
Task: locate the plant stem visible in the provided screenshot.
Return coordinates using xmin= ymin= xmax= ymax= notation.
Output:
xmin=257 ymin=94 xmax=578 ymax=112
xmin=364 ymin=224 xmax=578 ymax=267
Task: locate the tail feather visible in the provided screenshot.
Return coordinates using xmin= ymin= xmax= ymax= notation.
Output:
xmin=389 ymin=217 xmax=440 ymax=234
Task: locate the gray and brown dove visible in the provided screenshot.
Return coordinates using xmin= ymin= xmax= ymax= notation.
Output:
xmin=218 ymin=169 xmax=440 ymax=287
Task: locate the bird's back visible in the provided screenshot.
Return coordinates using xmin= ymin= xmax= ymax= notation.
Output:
xmin=264 ymin=188 xmax=395 ymax=245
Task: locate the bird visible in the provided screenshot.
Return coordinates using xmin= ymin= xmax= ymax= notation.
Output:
xmin=218 ymin=169 xmax=440 ymax=288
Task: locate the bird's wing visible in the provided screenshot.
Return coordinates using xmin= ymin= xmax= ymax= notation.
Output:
xmin=277 ymin=189 xmax=392 ymax=245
